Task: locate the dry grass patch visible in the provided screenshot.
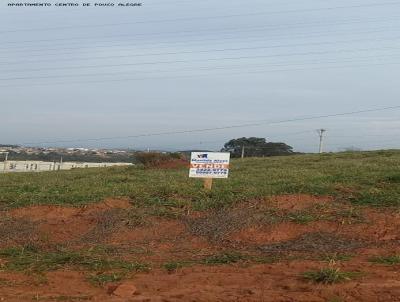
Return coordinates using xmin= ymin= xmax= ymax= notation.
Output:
xmin=185 ymin=206 xmax=268 ymax=241
xmin=79 ymin=208 xmax=150 ymax=244
xmin=262 ymin=232 xmax=365 ymax=254
xmin=0 ymin=215 xmax=39 ymax=247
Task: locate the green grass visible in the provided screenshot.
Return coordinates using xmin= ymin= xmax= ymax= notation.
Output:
xmin=287 ymin=212 xmax=318 ymax=224
xmin=202 ymin=252 xmax=246 ymax=265
xmin=321 ymin=253 xmax=354 ymax=262
xmin=303 ymin=267 xmax=360 ymax=284
xmin=1 ymin=150 xmax=400 ymax=209
xmin=162 ymin=261 xmax=189 ymax=273
xmin=370 ymin=255 xmax=400 ymax=265
xmin=0 ymin=247 xmax=149 ymax=273
xmin=87 ymin=272 xmax=125 ymax=286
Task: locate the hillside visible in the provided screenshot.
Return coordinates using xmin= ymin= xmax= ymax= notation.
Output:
xmin=0 ymin=150 xmax=399 ymax=301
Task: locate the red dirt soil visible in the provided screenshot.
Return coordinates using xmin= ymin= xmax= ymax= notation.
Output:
xmin=1 ymin=260 xmax=400 ymax=302
xmin=7 ymin=199 xmax=131 ymax=245
xmin=1 ymin=195 xmax=400 ymax=301
xmin=230 ymin=221 xmax=339 ymax=244
xmin=267 ymin=194 xmax=333 ymax=211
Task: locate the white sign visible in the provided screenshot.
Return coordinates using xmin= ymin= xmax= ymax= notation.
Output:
xmin=189 ymin=152 xmax=230 ymax=178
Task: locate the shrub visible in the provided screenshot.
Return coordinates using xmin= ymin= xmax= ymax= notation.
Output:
xmin=134 ymin=152 xmax=182 ymax=167
xmin=303 ymin=267 xmax=359 ymax=284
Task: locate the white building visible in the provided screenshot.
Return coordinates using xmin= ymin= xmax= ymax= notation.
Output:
xmin=1 ymin=161 xmax=133 ymax=173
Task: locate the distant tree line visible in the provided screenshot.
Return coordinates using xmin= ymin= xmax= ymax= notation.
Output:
xmin=3 ymin=137 xmax=298 ymax=163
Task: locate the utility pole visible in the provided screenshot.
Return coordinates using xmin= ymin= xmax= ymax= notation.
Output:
xmin=317 ymin=129 xmax=326 ymax=153
xmin=241 ymin=145 xmax=245 ymax=159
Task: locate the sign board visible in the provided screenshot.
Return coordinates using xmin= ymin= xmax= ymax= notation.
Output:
xmin=189 ymin=152 xmax=230 ymax=178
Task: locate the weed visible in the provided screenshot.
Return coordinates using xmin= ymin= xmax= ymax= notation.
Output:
xmin=256 ymin=209 xmax=285 ymax=225
xmin=122 ymin=210 xmax=147 ymax=228
xmin=322 ymin=253 xmax=353 ymax=262
xmin=370 ymin=255 xmax=400 ymax=265
xmin=146 ymin=205 xmax=182 ymax=219
xmin=384 ymin=173 xmax=400 ymax=183
xmin=162 ymin=261 xmax=188 ymax=273
xmin=87 ymin=272 xmax=124 ymax=286
xmin=303 ymin=267 xmax=359 ymax=284
xmin=333 ymin=207 xmax=365 ymax=224
xmin=288 ymin=212 xmax=317 ymax=224
xmin=252 ymin=255 xmax=279 ymax=264
xmin=202 ymin=252 xmax=246 ymax=265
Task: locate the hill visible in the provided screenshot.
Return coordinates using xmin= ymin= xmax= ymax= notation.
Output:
xmin=0 ymin=150 xmax=399 ymax=301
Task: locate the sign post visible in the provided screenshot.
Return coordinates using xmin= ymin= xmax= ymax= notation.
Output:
xmin=203 ymin=178 xmax=213 ymax=190
xmin=189 ymin=152 xmax=230 ymax=191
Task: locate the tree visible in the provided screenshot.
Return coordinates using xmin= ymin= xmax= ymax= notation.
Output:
xmin=221 ymin=137 xmax=294 ymax=158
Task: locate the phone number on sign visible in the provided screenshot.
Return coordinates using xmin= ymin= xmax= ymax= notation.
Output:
xmin=194 ymin=169 xmax=228 ymax=175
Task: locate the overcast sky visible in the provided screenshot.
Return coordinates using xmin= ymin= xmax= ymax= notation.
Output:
xmin=0 ymin=0 xmax=399 ymax=152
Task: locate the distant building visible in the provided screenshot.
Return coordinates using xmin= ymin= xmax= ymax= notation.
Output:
xmin=1 ymin=161 xmax=133 ymax=173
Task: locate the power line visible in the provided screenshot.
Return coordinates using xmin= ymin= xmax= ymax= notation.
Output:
xmin=20 ymin=106 xmax=400 ymax=145
xmin=92 ymin=129 xmax=400 ymax=151
xmin=1 ymin=59 xmax=399 ymax=88
xmin=1 ymin=14 xmax=398 ymax=48
xmin=3 ymin=44 xmax=398 ymax=74
xmin=1 ymin=1 xmax=399 ymax=34
xmin=2 ymin=22 xmax=399 ymax=56
xmin=2 ymin=25 xmax=398 ymax=60
xmin=1 ymin=53 xmax=399 ymax=82
xmin=1 ymin=34 xmax=399 ymax=67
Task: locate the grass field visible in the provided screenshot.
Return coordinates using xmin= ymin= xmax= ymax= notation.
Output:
xmin=0 ymin=150 xmax=400 ymax=301
xmin=1 ymin=150 xmax=400 ymax=209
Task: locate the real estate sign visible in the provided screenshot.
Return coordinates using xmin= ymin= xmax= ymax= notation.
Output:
xmin=189 ymin=152 xmax=230 ymax=178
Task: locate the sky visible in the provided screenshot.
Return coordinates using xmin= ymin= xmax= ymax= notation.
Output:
xmin=0 ymin=0 xmax=399 ymax=152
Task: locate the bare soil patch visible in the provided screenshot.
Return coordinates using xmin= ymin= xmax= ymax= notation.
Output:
xmin=230 ymin=221 xmax=339 ymax=245
xmin=185 ymin=206 xmax=258 ymax=242
xmin=1 ymin=197 xmax=400 ymax=301
xmin=0 ymin=215 xmax=38 ymax=248
xmin=1 ymin=262 xmax=400 ymax=302
xmin=7 ymin=199 xmax=132 ymax=245
xmin=267 ymin=194 xmax=333 ymax=211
